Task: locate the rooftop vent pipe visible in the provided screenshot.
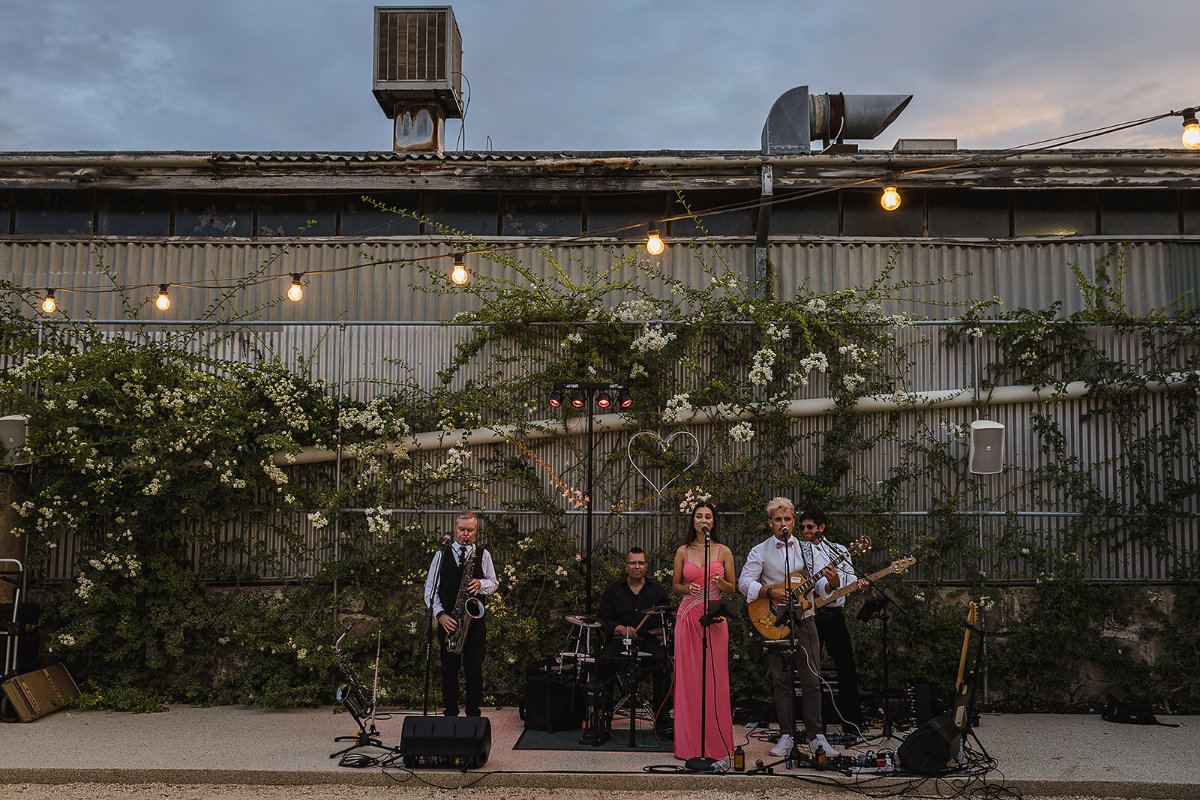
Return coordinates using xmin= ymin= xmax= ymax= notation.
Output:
xmin=761 ymin=85 xmax=913 ymax=154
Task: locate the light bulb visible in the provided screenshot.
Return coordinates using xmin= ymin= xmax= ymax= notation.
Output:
xmin=451 ymin=253 xmax=468 ymax=285
xmin=155 ymin=284 xmax=172 ymax=311
xmin=41 ymin=290 xmax=57 ymax=314
xmin=1183 ymin=114 xmax=1200 ymax=150
xmin=646 ymin=224 xmax=665 ymax=256
xmin=880 ymin=185 xmax=901 ymax=211
xmin=287 ymin=274 xmax=304 ymax=302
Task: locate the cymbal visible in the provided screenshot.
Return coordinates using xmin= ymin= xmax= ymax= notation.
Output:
xmin=643 ymin=604 xmax=675 ymax=614
xmin=564 ymin=613 xmax=602 ymax=628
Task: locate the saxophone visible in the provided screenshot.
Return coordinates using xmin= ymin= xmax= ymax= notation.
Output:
xmin=445 ymin=544 xmax=486 ymax=655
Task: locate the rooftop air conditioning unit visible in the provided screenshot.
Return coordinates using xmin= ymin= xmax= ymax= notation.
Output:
xmin=372 ymin=5 xmax=464 ymax=153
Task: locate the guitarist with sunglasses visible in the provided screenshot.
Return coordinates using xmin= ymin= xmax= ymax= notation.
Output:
xmin=799 ymin=509 xmax=870 ymax=734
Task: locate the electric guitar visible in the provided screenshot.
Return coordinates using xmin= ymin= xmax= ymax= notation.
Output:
xmin=812 ymin=555 xmax=916 ymax=611
xmin=952 ymin=601 xmax=978 ymax=730
xmin=747 ymin=536 xmax=871 ymax=640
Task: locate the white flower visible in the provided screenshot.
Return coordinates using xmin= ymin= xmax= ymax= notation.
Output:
xmin=630 ymin=324 xmax=676 ymax=354
xmin=805 ymin=298 xmax=828 ymax=313
xmin=661 ymin=393 xmax=692 ymax=423
xmin=729 ymin=421 xmax=755 ymax=442
xmin=308 ymin=511 xmax=329 ymax=530
xmin=57 ymin=633 xmax=76 ymax=647
xmin=629 ymin=363 xmax=648 ymax=379
xmin=749 ymin=348 xmax=776 ymax=386
xmin=800 ymin=351 xmax=829 ymax=374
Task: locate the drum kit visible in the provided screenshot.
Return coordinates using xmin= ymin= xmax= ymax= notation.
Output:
xmin=551 ymin=605 xmax=675 ymax=746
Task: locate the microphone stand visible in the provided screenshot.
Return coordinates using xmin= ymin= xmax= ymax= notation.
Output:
xmin=685 ymin=525 xmax=720 ymax=772
xmin=857 ymin=578 xmax=907 ymax=744
xmin=780 ymin=528 xmax=804 ymax=764
xmin=421 ymin=539 xmax=453 ymax=717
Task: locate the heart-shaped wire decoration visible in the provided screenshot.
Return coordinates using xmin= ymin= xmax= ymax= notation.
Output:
xmin=627 ymin=430 xmax=700 ymax=497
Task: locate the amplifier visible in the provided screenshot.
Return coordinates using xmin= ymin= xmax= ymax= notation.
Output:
xmin=1 ymin=663 xmax=81 ymax=722
xmin=400 ymin=715 xmax=491 ymax=769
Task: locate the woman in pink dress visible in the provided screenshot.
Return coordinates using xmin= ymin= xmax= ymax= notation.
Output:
xmin=671 ymin=500 xmax=737 ymax=764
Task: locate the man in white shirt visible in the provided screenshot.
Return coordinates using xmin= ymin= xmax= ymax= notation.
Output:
xmin=423 ymin=511 xmax=499 ymax=717
xmin=738 ymin=496 xmax=840 ymax=759
xmin=801 ymin=509 xmax=869 ymax=731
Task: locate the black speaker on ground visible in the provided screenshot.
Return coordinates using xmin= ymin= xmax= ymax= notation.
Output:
xmin=521 ymin=670 xmax=583 ymax=732
xmin=400 ymin=715 xmax=491 ymax=769
xmin=897 ymin=712 xmax=960 ymax=775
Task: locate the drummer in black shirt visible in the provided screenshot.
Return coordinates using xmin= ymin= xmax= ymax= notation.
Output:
xmin=597 ymin=546 xmax=674 ymax=737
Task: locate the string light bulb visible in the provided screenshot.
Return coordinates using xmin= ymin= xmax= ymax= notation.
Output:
xmin=451 ymin=253 xmax=469 ymax=285
xmin=880 ymin=185 xmax=902 ymax=211
xmin=155 ymin=284 xmax=172 ymax=311
xmin=1182 ymin=111 xmax=1200 ymax=150
xmin=287 ymin=273 xmax=304 ymax=302
xmin=40 ymin=289 xmax=57 ymax=314
xmin=646 ymin=224 xmax=665 ymax=256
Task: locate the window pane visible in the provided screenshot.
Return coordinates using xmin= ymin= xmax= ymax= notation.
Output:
xmin=501 ymin=193 xmax=581 ymax=236
xmin=670 ymin=190 xmax=755 ymax=237
xmin=176 ymin=194 xmax=255 ymax=237
xmin=342 ymin=192 xmax=420 ymax=236
xmin=587 ymin=193 xmax=668 ymax=239
xmin=770 ymin=191 xmax=839 ymax=235
xmin=843 ymin=190 xmax=923 ymax=237
xmin=258 ymin=195 xmax=336 ymax=237
xmin=427 ymin=192 xmax=498 ymax=237
xmin=1013 ymin=191 xmax=1096 ymax=236
xmin=14 ymin=191 xmax=93 ymax=235
xmin=97 ymin=191 xmax=170 ymax=236
xmin=1101 ymin=191 xmax=1178 ymax=235
xmin=0 ymin=192 xmax=13 ymax=235
xmin=928 ymin=190 xmax=1009 ymax=237
xmin=1187 ymin=191 xmax=1200 ymax=236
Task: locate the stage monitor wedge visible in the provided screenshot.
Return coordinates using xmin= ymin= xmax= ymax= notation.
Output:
xmin=400 ymin=715 xmax=490 ymax=769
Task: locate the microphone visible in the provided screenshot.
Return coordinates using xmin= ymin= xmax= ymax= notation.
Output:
xmin=441 ymin=534 xmax=453 ymax=544
xmin=701 ymin=523 xmax=710 ymax=540
xmin=780 ymin=525 xmax=789 ymax=538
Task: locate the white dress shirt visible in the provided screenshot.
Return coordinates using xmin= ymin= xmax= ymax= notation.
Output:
xmin=423 ymin=543 xmax=499 ymax=618
xmin=738 ymin=534 xmax=826 ymax=619
xmin=810 ymin=537 xmax=858 ymax=608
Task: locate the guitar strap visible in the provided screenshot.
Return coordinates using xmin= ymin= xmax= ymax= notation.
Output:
xmin=799 ymin=539 xmax=814 ymax=575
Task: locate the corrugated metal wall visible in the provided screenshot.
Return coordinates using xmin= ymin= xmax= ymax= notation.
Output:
xmin=22 ymin=317 xmax=1197 ymax=583
xmin=3 ymin=238 xmax=1184 ymax=321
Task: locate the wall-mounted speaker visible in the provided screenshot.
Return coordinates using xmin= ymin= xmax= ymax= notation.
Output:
xmin=400 ymin=715 xmax=490 ymax=769
xmin=968 ymin=420 xmax=1005 ymax=474
xmin=0 ymin=415 xmax=30 ymax=466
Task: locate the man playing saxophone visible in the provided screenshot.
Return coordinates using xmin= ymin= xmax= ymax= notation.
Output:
xmin=423 ymin=511 xmax=498 ymax=717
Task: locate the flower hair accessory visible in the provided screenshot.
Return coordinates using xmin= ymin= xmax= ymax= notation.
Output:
xmin=679 ymin=487 xmax=712 ymax=515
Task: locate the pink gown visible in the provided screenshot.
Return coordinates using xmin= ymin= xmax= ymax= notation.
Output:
xmin=673 ymin=559 xmax=733 ymax=762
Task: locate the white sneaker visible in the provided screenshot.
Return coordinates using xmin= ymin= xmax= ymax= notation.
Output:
xmin=809 ymin=733 xmax=839 ymax=757
xmin=769 ymin=733 xmax=794 ymax=756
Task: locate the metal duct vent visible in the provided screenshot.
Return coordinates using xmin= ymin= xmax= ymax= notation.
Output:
xmin=372 ymin=5 xmax=463 ymax=119
xmin=761 ymin=86 xmax=912 ymax=154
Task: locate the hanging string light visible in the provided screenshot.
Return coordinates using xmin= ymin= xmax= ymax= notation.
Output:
xmin=451 ymin=253 xmax=469 ymax=285
xmin=880 ymin=184 xmax=902 ymax=211
xmin=646 ymin=223 xmax=665 ymax=256
xmin=287 ymin=273 xmax=304 ymax=302
xmin=1182 ymin=109 xmax=1200 ymax=150
xmin=40 ymin=289 xmax=57 ymax=314
xmin=155 ymin=284 xmax=172 ymax=311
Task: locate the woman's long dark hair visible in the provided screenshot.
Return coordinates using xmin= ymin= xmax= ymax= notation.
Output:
xmin=681 ymin=500 xmax=721 ymax=546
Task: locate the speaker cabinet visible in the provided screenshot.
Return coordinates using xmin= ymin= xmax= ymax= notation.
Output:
xmin=897 ymin=712 xmax=960 ymax=774
xmin=521 ymin=671 xmax=583 ymax=732
xmin=400 ymin=715 xmax=491 ymax=769
xmin=968 ymin=420 xmax=1005 ymax=474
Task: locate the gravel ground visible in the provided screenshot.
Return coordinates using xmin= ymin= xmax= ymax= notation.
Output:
xmin=2 ymin=786 xmax=1149 ymax=800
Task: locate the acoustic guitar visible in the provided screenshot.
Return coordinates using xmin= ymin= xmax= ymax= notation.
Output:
xmin=747 ymin=536 xmax=871 ymax=640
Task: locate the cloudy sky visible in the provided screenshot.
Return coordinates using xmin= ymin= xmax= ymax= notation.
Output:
xmin=1 ymin=0 xmax=1197 ymax=154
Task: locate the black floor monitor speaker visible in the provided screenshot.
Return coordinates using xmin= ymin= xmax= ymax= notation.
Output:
xmin=400 ymin=715 xmax=491 ymax=769
xmin=897 ymin=712 xmax=960 ymax=775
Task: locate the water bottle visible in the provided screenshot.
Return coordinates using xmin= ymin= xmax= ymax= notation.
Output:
xmin=733 ymin=745 xmax=745 ymax=772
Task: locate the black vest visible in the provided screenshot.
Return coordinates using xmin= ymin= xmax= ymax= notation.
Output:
xmin=436 ymin=544 xmax=486 ymax=611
